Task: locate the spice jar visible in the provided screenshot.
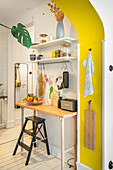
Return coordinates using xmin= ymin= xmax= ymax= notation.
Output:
xmin=30 ymin=50 xmax=36 ymax=61
xmin=61 ymin=43 xmax=71 ymax=57
xmin=55 ymin=50 xmax=62 ymax=57
xmin=40 ymin=34 xmax=48 ymax=43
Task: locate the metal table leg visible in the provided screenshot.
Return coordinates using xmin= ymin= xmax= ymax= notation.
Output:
xmin=61 ymin=118 xmax=64 ymax=170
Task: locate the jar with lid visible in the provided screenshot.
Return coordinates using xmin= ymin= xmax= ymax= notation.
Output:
xmin=61 ymin=43 xmax=71 ymax=57
xmin=30 ymin=50 xmax=36 ymax=61
xmin=39 ymin=34 xmax=48 ymax=43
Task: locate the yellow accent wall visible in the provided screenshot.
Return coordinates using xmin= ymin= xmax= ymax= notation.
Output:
xmin=53 ymin=0 xmax=104 ymax=169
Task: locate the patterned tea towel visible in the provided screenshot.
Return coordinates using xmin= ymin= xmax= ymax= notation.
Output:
xmin=82 ymin=51 xmax=94 ymax=97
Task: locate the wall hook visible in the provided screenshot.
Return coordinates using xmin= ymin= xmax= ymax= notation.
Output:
xmin=43 ymin=64 xmax=45 ymax=70
xmin=64 ymin=62 xmax=67 ymax=70
xmin=109 ymin=65 xmax=113 ymax=71
xmin=109 ymin=161 xmax=113 ymax=169
xmin=88 ymin=100 xmax=92 ymax=104
xmin=88 ymin=48 xmax=92 ymax=51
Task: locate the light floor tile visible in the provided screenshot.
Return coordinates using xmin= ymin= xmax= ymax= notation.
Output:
xmin=0 ymin=125 xmax=73 ymax=170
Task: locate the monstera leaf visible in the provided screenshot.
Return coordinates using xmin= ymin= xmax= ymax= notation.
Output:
xmin=11 ymin=23 xmax=32 ymax=48
xmin=0 ymin=23 xmax=36 ymax=48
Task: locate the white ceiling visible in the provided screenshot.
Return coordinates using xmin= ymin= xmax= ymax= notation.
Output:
xmin=0 ymin=0 xmax=43 ymax=23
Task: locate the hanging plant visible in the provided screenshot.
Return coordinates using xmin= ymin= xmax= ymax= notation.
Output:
xmin=0 ymin=23 xmax=36 ymax=48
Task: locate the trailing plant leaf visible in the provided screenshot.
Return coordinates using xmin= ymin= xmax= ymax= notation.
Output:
xmin=11 ymin=26 xmax=18 ymax=38
xmin=0 ymin=23 xmax=37 ymax=48
xmin=11 ymin=23 xmax=32 ymax=48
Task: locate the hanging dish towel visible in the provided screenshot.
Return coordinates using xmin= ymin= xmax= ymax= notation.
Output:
xmin=39 ymin=70 xmax=43 ymax=97
xmin=82 ymin=51 xmax=94 ymax=97
xmin=36 ymin=69 xmax=40 ymax=96
xmin=16 ymin=67 xmax=21 ymax=87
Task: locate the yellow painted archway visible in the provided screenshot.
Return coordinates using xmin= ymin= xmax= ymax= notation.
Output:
xmin=53 ymin=0 xmax=104 ymax=170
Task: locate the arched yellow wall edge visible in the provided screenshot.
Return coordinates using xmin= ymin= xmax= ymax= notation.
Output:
xmin=53 ymin=0 xmax=104 ymax=169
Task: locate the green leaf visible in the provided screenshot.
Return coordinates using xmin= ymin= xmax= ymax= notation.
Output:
xmin=17 ymin=23 xmax=25 ymax=29
xmin=0 ymin=23 xmax=34 ymax=48
xmin=49 ymin=86 xmax=53 ymax=99
xmin=50 ymin=86 xmax=53 ymax=94
xmin=49 ymin=93 xmax=51 ymax=99
xmin=11 ymin=23 xmax=32 ymax=48
xmin=11 ymin=26 xmax=18 ymax=38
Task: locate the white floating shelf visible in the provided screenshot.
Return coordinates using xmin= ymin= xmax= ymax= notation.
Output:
xmin=30 ymin=57 xmax=76 ymax=64
xmin=31 ymin=37 xmax=78 ymax=50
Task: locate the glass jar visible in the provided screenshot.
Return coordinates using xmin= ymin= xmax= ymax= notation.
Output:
xmin=30 ymin=50 xmax=36 ymax=61
xmin=39 ymin=34 xmax=48 ymax=43
xmin=61 ymin=43 xmax=71 ymax=57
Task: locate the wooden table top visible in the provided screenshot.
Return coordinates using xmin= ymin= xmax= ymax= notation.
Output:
xmin=17 ymin=102 xmax=77 ymax=118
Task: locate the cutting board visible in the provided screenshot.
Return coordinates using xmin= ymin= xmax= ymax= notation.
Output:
xmin=84 ymin=101 xmax=95 ymax=150
xmin=51 ymin=91 xmax=58 ymax=107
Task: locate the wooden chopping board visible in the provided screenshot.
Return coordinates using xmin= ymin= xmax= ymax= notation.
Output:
xmin=84 ymin=101 xmax=95 ymax=150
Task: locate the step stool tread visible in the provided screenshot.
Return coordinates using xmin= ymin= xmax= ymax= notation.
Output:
xmin=26 ymin=116 xmax=45 ymax=123
xmin=24 ymin=129 xmax=33 ymax=136
xmin=19 ymin=142 xmax=30 ymax=151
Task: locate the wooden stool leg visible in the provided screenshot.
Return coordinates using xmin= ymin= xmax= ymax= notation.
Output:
xmin=61 ymin=118 xmax=64 ymax=170
xmin=74 ymin=116 xmax=77 ymax=170
xmin=43 ymin=121 xmax=50 ymax=155
xmin=13 ymin=119 xmax=28 ymax=155
xmin=25 ymin=123 xmax=38 ymax=166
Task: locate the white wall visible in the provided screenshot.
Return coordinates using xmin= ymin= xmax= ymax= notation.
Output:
xmin=7 ymin=26 xmax=34 ymax=127
xmin=90 ymin=0 xmax=113 ymax=169
xmin=0 ymin=27 xmax=8 ymax=95
xmin=0 ymin=27 xmax=8 ymax=126
xmin=7 ymin=0 xmax=78 ymax=161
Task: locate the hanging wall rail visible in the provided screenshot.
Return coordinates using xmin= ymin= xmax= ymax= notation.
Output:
xmin=29 ymin=56 xmax=76 ymax=65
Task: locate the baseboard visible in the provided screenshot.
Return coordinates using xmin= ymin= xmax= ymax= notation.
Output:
xmin=15 ymin=118 xmax=21 ymax=125
xmin=5 ymin=118 xmax=21 ymax=128
xmin=77 ymin=162 xmax=93 ymax=170
xmin=6 ymin=120 xmax=15 ymax=128
xmin=38 ymin=141 xmax=73 ymax=163
xmin=0 ymin=123 xmax=6 ymax=129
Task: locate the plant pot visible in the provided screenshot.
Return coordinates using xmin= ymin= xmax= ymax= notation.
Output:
xmin=56 ymin=21 xmax=64 ymax=39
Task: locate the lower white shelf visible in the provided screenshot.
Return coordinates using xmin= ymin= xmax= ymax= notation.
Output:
xmin=30 ymin=57 xmax=76 ymax=64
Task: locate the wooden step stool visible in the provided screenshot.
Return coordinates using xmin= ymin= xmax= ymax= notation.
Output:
xmin=13 ymin=116 xmax=50 ymax=166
